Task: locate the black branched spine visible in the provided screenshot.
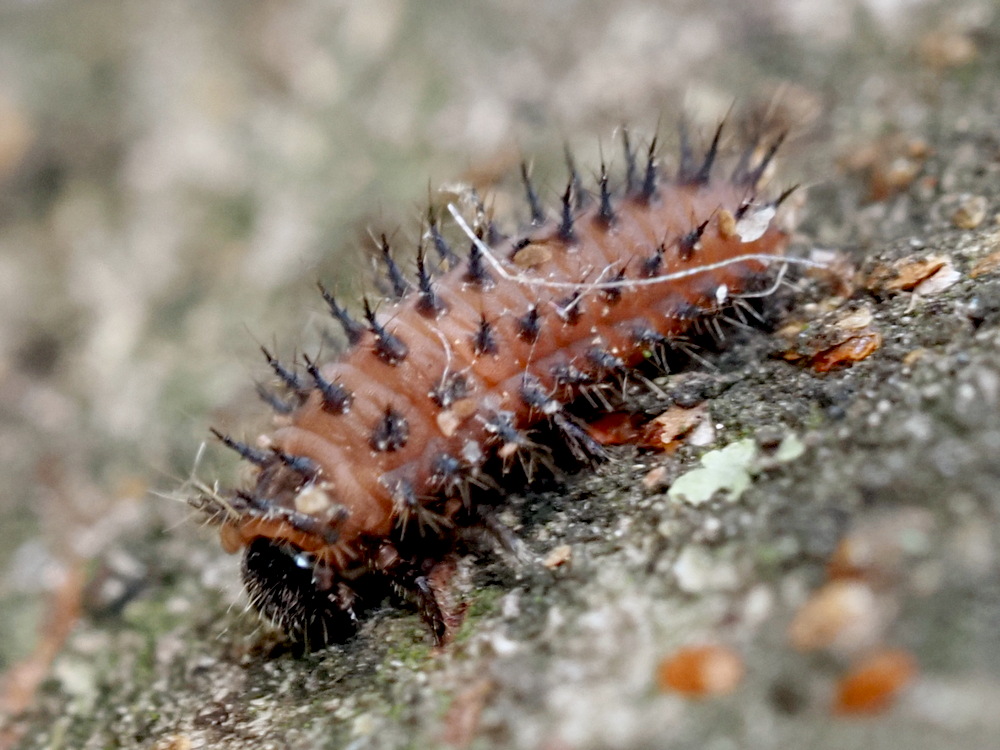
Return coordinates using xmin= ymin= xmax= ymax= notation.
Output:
xmin=520 ymin=162 xmax=545 ymax=225
xmin=363 ymin=299 xmax=409 ymax=365
xmin=261 ymin=346 xmax=308 ymax=393
xmin=318 ymin=283 xmax=365 ymax=346
xmin=303 ymin=354 xmax=353 ymax=413
xmin=379 ymin=234 xmax=409 ymax=299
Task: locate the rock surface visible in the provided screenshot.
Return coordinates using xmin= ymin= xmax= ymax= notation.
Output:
xmin=2 ymin=1 xmax=999 ymax=748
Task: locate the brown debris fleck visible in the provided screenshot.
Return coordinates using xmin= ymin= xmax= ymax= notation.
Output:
xmin=951 ymin=195 xmax=988 ymax=230
xmin=787 ymin=580 xmax=883 ymax=654
xmin=840 ymin=135 xmax=930 ymax=202
xmin=149 ymin=736 xmax=193 ymax=750
xmin=656 ymin=644 xmax=745 ymax=698
xmin=585 ymin=412 xmax=646 ymax=446
xmin=639 ymin=404 xmax=707 ymax=451
xmin=970 ymin=246 xmax=1000 ymax=279
xmin=716 ymin=209 xmax=737 ymax=240
xmin=642 ymin=465 xmax=669 ymax=491
xmin=808 ymin=331 xmax=882 ymax=373
xmin=0 ymin=567 xmax=84 ymax=717
xmin=826 ymin=508 xmax=935 ymax=586
xmin=511 ymin=242 xmax=553 ymax=268
xmin=833 ymin=649 xmax=918 ymax=715
xmin=0 ymin=565 xmax=85 ymax=750
xmin=780 ymin=305 xmax=882 ymax=372
xmin=543 ymin=544 xmax=573 ymax=570
xmin=918 ymin=30 xmax=978 ymax=69
xmin=864 ymin=255 xmax=949 ymax=294
xmin=440 ymin=678 xmax=494 ymax=749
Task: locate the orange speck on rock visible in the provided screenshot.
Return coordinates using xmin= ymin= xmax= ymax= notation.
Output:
xmin=970 ymin=247 xmax=1000 ymax=279
xmin=865 ymin=254 xmax=949 ymax=294
xmin=440 ymin=678 xmax=494 ymax=748
xmin=841 ymin=135 xmax=930 ymax=203
xmin=834 ymin=649 xmax=918 ymax=715
xmin=586 ymin=404 xmax=707 ymax=450
xmin=809 ymin=330 xmax=882 ymax=373
xmin=826 ymin=537 xmax=868 ymax=581
xmin=642 ymin=465 xmax=669 ymax=491
xmin=585 ymin=412 xmax=646 ymax=445
xmin=656 ymin=644 xmax=744 ymax=697
xmin=779 ymin=304 xmax=881 ymax=373
xmin=542 ymin=544 xmax=573 ymax=570
xmin=951 ymin=195 xmax=988 ymax=230
xmin=150 ymin=736 xmax=193 ymax=750
xmin=918 ymin=30 xmax=978 ymax=70
xmin=825 ymin=508 xmax=935 ymax=585
xmin=640 ymin=404 xmax=707 ymax=451
xmin=0 ymin=565 xmax=85 ymax=727
xmin=787 ymin=580 xmax=881 ymax=653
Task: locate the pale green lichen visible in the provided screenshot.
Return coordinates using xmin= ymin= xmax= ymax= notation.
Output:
xmin=667 ymin=438 xmax=757 ymax=505
xmin=667 ymin=432 xmax=806 ymax=506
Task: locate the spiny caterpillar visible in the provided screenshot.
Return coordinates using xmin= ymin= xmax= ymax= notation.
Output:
xmin=193 ymin=122 xmax=797 ymax=648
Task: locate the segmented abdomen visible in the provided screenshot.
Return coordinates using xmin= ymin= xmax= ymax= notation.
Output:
xmin=221 ymin=178 xmax=788 ymax=565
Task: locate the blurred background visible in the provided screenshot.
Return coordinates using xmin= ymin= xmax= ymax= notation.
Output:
xmin=0 ymin=0 xmax=996 ymax=745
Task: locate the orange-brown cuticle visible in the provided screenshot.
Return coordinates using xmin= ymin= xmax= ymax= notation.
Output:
xmin=202 ymin=127 xmax=794 ymax=647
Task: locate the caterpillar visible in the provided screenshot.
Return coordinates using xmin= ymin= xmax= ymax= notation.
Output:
xmin=192 ymin=123 xmax=797 ymax=649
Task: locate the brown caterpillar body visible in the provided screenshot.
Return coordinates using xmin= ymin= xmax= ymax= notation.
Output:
xmin=196 ymin=125 xmax=794 ymax=648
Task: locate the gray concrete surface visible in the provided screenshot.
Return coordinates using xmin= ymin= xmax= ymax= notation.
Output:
xmin=1 ymin=1 xmax=999 ymax=748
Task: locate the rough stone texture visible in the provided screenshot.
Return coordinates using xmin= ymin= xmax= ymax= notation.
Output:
xmin=2 ymin=1 xmax=999 ymax=748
